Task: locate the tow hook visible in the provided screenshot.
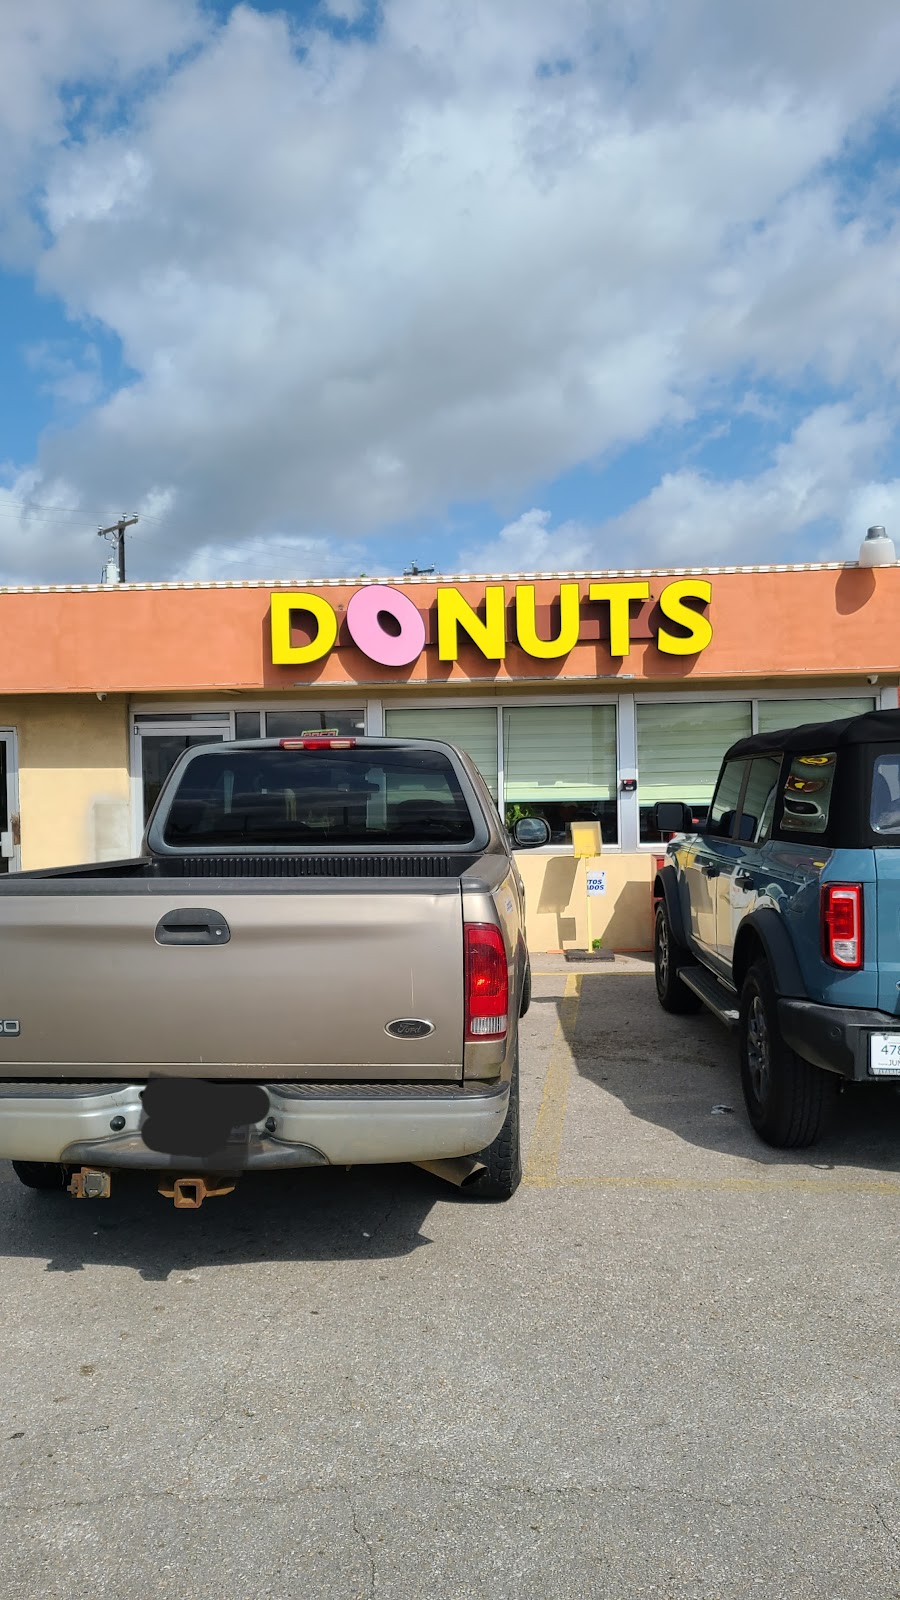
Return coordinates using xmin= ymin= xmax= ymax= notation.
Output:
xmin=68 ymin=1168 xmax=112 ymax=1200
xmin=157 ymin=1175 xmax=237 ymax=1209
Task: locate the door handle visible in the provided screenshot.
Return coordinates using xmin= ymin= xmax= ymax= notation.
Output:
xmin=701 ymin=864 xmax=720 ymax=878
xmin=10 ymin=814 xmax=20 ymax=847
xmin=734 ymin=871 xmax=756 ymax=891
xmin=155 ymin=908 xmax=231 ymax=946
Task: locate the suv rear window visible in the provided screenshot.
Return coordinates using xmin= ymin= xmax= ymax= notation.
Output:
xmin=870 ymin=753 xmax=900 ymax=834
xmin=163 ymin=747 xmax=476 ymax=847
xmin=779 ymin=751 xmax=836 ymax=836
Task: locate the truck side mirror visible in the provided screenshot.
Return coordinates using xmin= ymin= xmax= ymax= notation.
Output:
xmin=652 ymin=801 xmax=694 ymax=834
xmin=512 ymin=816 xmax=551 ymax=847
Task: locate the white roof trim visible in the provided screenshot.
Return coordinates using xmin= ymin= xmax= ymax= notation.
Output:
xmin=0 ymin=560 xmax=874 ymax=594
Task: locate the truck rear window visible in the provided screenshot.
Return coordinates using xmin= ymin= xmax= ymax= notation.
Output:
xmin=162 ymin=747 xmax=477 ymax=847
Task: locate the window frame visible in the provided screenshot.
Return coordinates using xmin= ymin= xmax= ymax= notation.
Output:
xmin=736 ymin=753 xmax=786 ymax=848
xmin=702 ymin=758 xmax=750 ymax=842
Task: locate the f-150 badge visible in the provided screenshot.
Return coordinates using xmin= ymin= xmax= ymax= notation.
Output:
xmin=0 ymin=1020 xmax=20 ymax=1035
xmin=385 ymin=1019 xmax=435 ymax=1040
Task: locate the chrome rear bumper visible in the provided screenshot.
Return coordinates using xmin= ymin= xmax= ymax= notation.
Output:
xmin=0 ymin=1079 xmax=509 ymax=1169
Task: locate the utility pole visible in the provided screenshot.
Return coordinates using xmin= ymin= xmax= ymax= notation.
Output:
xmin=97 ymin=515 xmax=138 ymax=583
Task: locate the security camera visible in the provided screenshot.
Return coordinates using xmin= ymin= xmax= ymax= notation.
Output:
xmin=867 ymin=674 xmax=879 ymax=685
xmin=96 ymin=691 xmax=108 ymax=701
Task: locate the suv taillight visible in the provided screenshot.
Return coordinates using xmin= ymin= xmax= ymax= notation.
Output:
xmin=464 ymin=924 xmax=508 ymax=1040
xmin=822 ymin=884 xmax=863 ymax=969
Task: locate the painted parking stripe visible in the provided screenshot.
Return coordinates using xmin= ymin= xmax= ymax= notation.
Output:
xmin=523 ymin=973 xmax=581 ymax=1189
xmin=525 ymin=1173 xmax=900 ymax=1194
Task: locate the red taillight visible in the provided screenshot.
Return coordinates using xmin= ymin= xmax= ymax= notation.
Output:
xmin=464 ymin=924 xmax=508 ymax=1041
xmin=279 ymin=738 xmax=356 ymax=750
xmin=822 ymin=884 xmax=863 ymax=969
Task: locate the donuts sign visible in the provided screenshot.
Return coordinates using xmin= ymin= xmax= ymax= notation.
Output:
xmin=270 ymin=578 xmax=713 ymax=668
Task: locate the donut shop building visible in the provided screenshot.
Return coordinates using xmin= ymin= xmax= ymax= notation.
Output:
xmin=0 ymin=562 xmax=896 ymax=951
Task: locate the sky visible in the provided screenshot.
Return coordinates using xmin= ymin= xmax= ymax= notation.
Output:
xmin=2 ymin=0 xmax=900 ymax=585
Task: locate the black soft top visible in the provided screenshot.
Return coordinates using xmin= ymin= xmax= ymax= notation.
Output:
xmin=725 ymin=707 xmax=900 ymax=760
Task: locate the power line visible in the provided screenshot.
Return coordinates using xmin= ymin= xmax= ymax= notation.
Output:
xmin=0 ymin=500 xmax=163 ymax=526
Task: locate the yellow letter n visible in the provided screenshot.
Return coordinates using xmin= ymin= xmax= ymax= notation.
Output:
xmin=436 ymin=586 xmax=506 ymax=661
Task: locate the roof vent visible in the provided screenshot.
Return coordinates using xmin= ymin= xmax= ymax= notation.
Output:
xmin=858 ymin=525 xmax=896 ymax=567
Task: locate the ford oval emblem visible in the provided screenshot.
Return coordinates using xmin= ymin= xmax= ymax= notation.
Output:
xmin=385 ymin=1018 xmax=435 ymax=1040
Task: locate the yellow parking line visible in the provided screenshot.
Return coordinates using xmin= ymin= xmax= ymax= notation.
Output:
xmin=523 ymin=973 xmax=581 ymax=1188
xmin=527 ymin=1174 xmax=900 ymax=1194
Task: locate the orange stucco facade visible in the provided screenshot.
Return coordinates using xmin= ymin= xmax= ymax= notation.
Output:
xmin=0 ymin=563 xmax=896 ymax=694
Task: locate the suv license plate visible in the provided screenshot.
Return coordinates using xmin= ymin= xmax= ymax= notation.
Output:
xmin=868 ymin=1035 xmax=900 ymax=1077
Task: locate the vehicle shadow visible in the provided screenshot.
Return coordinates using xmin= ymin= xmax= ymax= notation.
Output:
xmin=530 ymin=976 xmax=900 ymax=1174
xmin=0 ymin=1163 xmax=454 ymax=1280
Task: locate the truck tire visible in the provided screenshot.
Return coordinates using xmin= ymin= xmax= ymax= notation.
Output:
xmin=654 ymin=902 xmax=701 ymax=1014
xmin=739 ymin=962 xmax=837 ymax=1148
xmin=467 ymin=1050 xmax=522 ymax=1201
xmin=12 ymin=1161 xmax=70 ymax=1191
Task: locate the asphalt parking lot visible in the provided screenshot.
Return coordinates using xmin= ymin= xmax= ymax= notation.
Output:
xmin=1 ymin=959 xmax=898 ymax=1599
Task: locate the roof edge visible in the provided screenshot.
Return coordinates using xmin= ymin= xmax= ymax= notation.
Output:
xmin=0 ymin=560 xmax=878 ymax=595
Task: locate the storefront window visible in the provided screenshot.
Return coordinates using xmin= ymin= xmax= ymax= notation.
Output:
xmin=757 ymin=697 xmax=875 ymax=734
xmin=234 ymin=711 xmax=263 ymax=739
xmin=265 ymin=709 xmax=365 ymax=738
xmin=637 ymin=702 xmax=751 ymax=842
xmin=384 ymin=708 xmax=499 ymax=799
xmin=503 ymin=706 xmax=618 ymax=845
xmin=141 ymin=732 xmax=228 ymax=821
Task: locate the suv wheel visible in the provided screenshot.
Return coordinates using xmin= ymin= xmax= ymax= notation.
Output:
xmin=654 ymin=903 xmax=701 ymax=1014
xmin=466 ymin=1049 xmax=522 ymax=1201
xmin=739 ymin=962 xmax=837 ymax=1148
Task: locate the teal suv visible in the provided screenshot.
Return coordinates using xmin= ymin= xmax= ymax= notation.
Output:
xmin=653 ymin=708 xmax=900 ymax=1148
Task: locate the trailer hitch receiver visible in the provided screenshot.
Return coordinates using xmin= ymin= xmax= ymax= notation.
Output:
xmin=158 ymin=1175 xmax=237 ymax=1209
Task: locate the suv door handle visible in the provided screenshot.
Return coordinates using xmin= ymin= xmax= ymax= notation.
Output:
xmin=701 ymin=864 xmax=720 ymax=878
xmin=734 ymin=871 xmax=756 ymax=890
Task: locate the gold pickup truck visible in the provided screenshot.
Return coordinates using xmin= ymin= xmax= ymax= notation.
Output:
xmin=0 ymin=737 xmax=547 ymax=1207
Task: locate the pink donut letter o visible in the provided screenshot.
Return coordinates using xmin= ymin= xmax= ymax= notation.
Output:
xmin=346 ymin=585 xmax=426 ymax=667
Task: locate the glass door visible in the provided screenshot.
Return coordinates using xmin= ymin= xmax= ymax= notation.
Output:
xmin=136 ymin=722 xmax=229 ymax=828
xmin=0 ymin=730 xmax=21 ymax=873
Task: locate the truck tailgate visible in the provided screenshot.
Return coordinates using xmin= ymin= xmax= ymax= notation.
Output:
xmin=0 ymin=883 xmax=465 ymax=1079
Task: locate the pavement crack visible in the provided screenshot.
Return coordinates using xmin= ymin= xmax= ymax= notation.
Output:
xmin=875 ymin=1503 xmax=900 ymax=1556
xmin=340 ymin=1486 xmax=377 ymax=1598
xmin=184 ymin=1378 xmax=232 ymax=1471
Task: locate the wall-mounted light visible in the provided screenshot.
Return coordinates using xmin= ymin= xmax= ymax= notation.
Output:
xmin=858 ymin=525 xmax=896 ymax=566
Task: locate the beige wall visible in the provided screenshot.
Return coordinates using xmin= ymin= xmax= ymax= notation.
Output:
xmin=0 ymin=696 xmax=131 ymax=869
xmin=517 ymin=851 xmax=656 ymax=952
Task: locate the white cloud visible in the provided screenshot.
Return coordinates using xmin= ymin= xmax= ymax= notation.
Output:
xmin=586 ymin=405 xmax=893 ymax=567
xmin=24 ymin=339 xmax=103 ymax=408
xmin=0 ymin=0 xmax=203 ymax=265
xmin=458 ymin=508 xmax=593 ymax=573
xmin=173 ymin=530 xmax=370 ymax=582
xmin=2 ymin=1 xmax=900 ymax=579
